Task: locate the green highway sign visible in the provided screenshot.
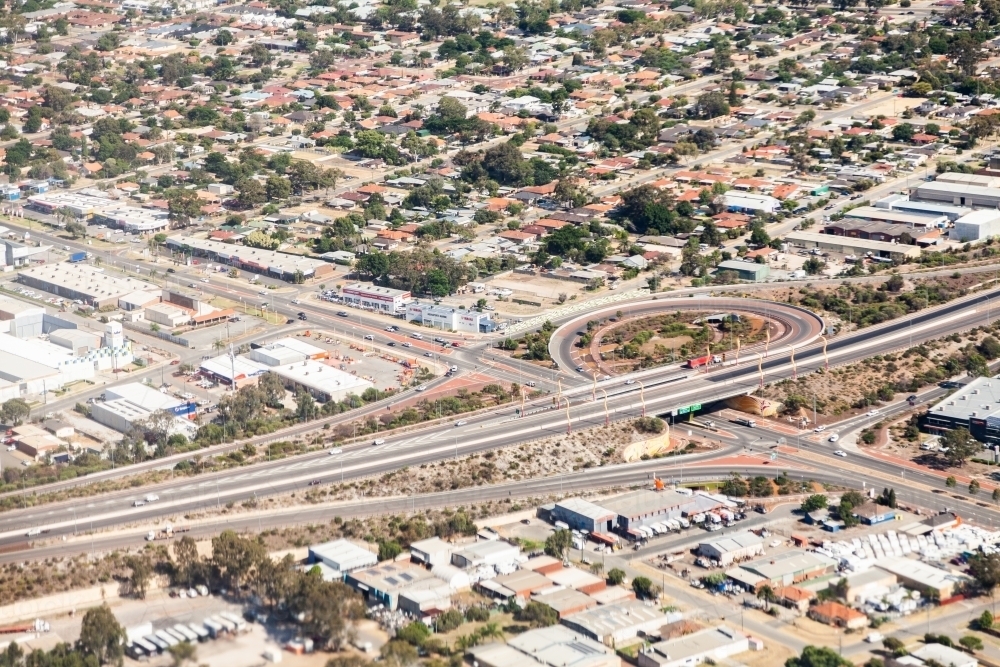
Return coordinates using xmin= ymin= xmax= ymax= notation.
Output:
xmin=673 ymin=403 xmax=702 ymax=416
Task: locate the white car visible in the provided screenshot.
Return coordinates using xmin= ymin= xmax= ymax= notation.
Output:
xmin=834 ymin=450 xmax=847 ymax=457
xmin=625 ymin=379 xmax=636 ymax=385
xmin=415 ymin=385 xmax=426 ymax=392
xmin=455 ymin=420 xmax=467 ymax=427
xmin=328 ymin=447 xmax=343 ymax=455
xmin=814 ymin=425 xmax=825 ymax=432
xmin=291 ymin=299 xmax=300 ymax=305
xmin=402 ymin=342 xmax=412 ymax=347
xmin=867 ymin=409 xmax=880 ymax=416
xmin=828 ymin=434 xmax=839 ymax=442
xmin=201 ymin=278 xmax=209 ymax=283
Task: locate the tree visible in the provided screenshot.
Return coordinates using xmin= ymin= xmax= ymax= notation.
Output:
xmin=501 ymin=45 xmax=528 ymax=72
xmin=212 ymin=530 xmax=266 ymax=589
xmin=237 ymin=178 xmax=267 ymax=208
xmin=960 ymin=635 xmax=984 ymax=652
xmin=941 ymin=428 xmax=979 ymax=466
xmin=892 ymin=123 xmax=915 ymax=142
xmin=949 ymin=32 xmax=984 ymax=77
xmin=214 ymin=29 xmax=234 ymax=46
xmin=978 ymin=610 xmax=994 ymax=630
xmin=785 ymin=645 xmax=852 ymax=667
xmin=168 ymin=641 xmax=197 ymax=667
xmin=167 ymin=190 xmax=201 ymax=226
xmin=632 ymin=576 xmax=657 ymax=599
xmin=544 ymin=529 xmax=572 ymax=559
xmin=607 ymin=568 xmax=626 ymax=585
xmin=65 ymin=221 xmax=87 ymax=239
xmin=126 ymin=555 xmax=153 ymax=599
xmin=515 ymin=601 xmax=558 ymax=627
xmin=381 ymin=641 xmax=419 ymax=667
xmin=969 ymin=552 xmax=1000 ymax=594
xmin=695 ymin=91 xmax=730 ymax=119
xmin=379 ymin=540 xmax=402 ymax=562
xmin=291 ymin=571 xmax=364 ymax=650
xmin=77 ymin=604 xmax=126 ymax=666
xmin=396 ymin=621 xmax=431 ymax=646
xmin=173 ymin=535 xmax=201 ymax=587
xmin=266 ymin=174 xmax=291 ymax=201
xmin=801 ymin=494 xmax=828 ymax=513
xmin=1 ymin=398 xmax=30 ymax=426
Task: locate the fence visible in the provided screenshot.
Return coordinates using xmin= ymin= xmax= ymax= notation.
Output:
xmin=122 ymin=321 xmax=192 ymax=348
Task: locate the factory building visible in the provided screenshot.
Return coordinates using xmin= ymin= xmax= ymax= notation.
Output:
xmin=165 ymin=235 xmax=333 ymax=282
xmin=637 ymin=626 xmax=753 ymax=667
xmin=723 ymin=192 xmax=780 ymax=214
xmin=405 ymin=302 xmax=495 ymax=333
xmin=922 ymin=376 xmax=1000 ymax=445
xmin=874 ymin=193 xmax=970 ymax=221
xmin=0 ymin=296 xmax=44 ymax=337
xmin=713 ymin=260 xmax=770 ymax=283
xmin=911 ymin=181 xmax=1000 ymax=209
xmin=18 ymin=263 xmax=161 ymax=310
xmin=560 ymin=600 xmax=676 ymax=645
xmin=950 ymin=209 xmax=1000 ymax=241
xmin=875 ymin=557 xmax=970 ymax=600
xmin=198 ymin=354 xmax=268 ymax=388
xmin=697 ymin=531 xmax=765 ymax=567
xmin=739 ymin=550 xmax=837 ymax=587
xmin=783 ymin=231 xmax=922 ymax=261
xmin=603 ymin=489 xmax=722 ymax=533
xmin=550 ymin=498 xmax=617 ymax=533
xmin=844 ymin=205 xmax=947 ymax=228
xmin=2 ymin=238 xmax=50 ymax=267
xmin=468 ymin=625 xmax=618 ymax=667
xmin=341 ymin=283 xmax=411 ymax=313
xmin=90 ymin=381 xmax=196 ymax=438
xmin=307 ymin=539 xmax=378 ymax=581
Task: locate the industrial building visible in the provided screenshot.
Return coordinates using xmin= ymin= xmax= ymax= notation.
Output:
xmin=875 ymin=557 xmax=970 ymax=600
xmin=637 ymin=626 xmax=753 ymax=667
xmin=713 ymin=260 xmax=770 ymax=283
xmin=909 ymin=643 xmax=978 ymax=667
xmin=165 ymin=235 xmax=333 ymax=282
xmin=307 ymin=539 xmax=378 ymax=580
xmin=344 ymin=561 xmax=438 ymax=610
xmin=247 ymin=337 xmax=329 ymax=365
xmin=911 ymin=181 xmax=1000 ymax=209
xmin=90 ymin=382 xmax=197 ymax=437
xmin=550 ymin=498 xmax=617 ymax=533
xmin=405 ymin=302 xmax=495 ymax=333
xmin=409 ymin=537 xmax=454 ymax=567
xmin=266 ymin=359 xmax=373 ymax=403
xmin=739 ymin=549 xmax=837 ymax=587
xmin=951 ymin=209 xmax=1000 ymax=241
xmin=560 ymin=600 xmax=676 ymax=644
xmin=26 ymin=191 xmax=117 ymax=218
xmin=341 ymin=283 xmax=411 ymax=313
xmin=922 ymin=376 xmax=1000 ymax=444
xmin=0 ymin=296 xmax=44 ymax=337
xmin=874 ymin=193 xmax=970 ymax=221
xmin=2 ymin=238 xmax=50 ymax=267
xmin=451 ymin=540 xmax=521 ymax=570
xmin=602 ymin=489 xmax=715 ymax=532
xmin=198 ymin=354 xmax=268 ymax=388
xmin=91 ymin=203 xmax=170 ymax=233
xmin=697 ymin=531 xmax=765 ymax=566
xmin=467 ymin=625 xmax=618 ymax=667
xmin=844 ymin=205 xmax=947 ymax=228
xmin=18 ymin=263 xmax=161 ymax=310
xmin=723 ymin=192 xmax=780 ymax=214
xmin=783 ymin=231 xmax=922 ymax=261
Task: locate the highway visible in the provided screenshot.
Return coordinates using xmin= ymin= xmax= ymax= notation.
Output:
xmin=2 ymin=284 xmax=1000 ymax=550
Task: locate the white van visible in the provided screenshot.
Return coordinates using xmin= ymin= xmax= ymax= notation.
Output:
xmin=373 ymin=439 xmax=385 ymax=446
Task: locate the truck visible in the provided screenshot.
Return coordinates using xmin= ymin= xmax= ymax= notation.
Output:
xmin=685 ymin=354 xmax=713 ymax=369
xmin=732 ymin=417 xmax=757 ymax=428
xmin=145 ymin=524 xmax=189 ymax=541
xmin=68 ymin=251 xmax=87 ymax=263
xmin=145 ymin=494 xmax=159 ymax=503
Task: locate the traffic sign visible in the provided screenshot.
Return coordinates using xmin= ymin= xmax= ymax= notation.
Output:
xmin=673 ymin=403 xmax=702 ymax=416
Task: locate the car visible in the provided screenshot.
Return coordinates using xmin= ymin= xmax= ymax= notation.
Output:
xmin=424 ymin=352 xmax=433 ymax=357
xmin=337 ymin=311 xmax=349 ymax=317
xmin=625 ymin=379 xmax=636 ymax=385
xmin=258 ymin=290 xmax=268 ymax=296
xmin=415 ymin=385 xmax=427 ymax=392
xmin=385 ymin=327 xmax=394 ymax=332
xmin=373 ymin=439 xmax=385 ymax=446
xmin=133 ymin=500 xmax=145 ymax=507
xmin=451 ymin=341 xmax=461 ymax=347
xmin=834 ymin=450 xmax=847 ymax=457
xmin=814 ymin=425 xmax=826 ymax=432
xmin=170 ymin=359 xmax=180 ymax=365
xmin=167 ymin=268 xmax=176 ymax=273
xmin=434 ymin=337 xmax=446 ymax=344
xmin=411 ymin=333 xmax=423 ymax=340
xmin=308 ymin=480 xmax=321 ymax=486
xmin=576 ymin=366 xmax=584 ymax=372
xmin=402 ymin=342 xmax=412 ymax=347
xmin=455 ymin=420 xmax=467 ymax=426
xmin=201 ymin=278 xmax=209 ymax=283
xmin=866 ymin=409 xmax=880 ymax=416
xmin=188 ymin=282 xmax=197 ymax=288
xmin=329 ymin=447 xmax=343 ymax=455
xmin=298 ymin=313 xmax=307 ymax=321
xmin=387 ymin=341 xmax=396 ymax=347
xmin=291 ymin=299 xmax=300 ymax=305
xmin=828 ymin=434 xmax=840 ymax=442
xmin=521 ymin=518 xmax=530 ymax=525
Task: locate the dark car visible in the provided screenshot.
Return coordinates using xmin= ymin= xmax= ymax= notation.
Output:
xmin=387 ymin=341 xmax=396 ymax=346
xmin=308 ymin=480 xmax=321 ymax=486
xmin=298 ymin=312 xmax=307 ymax=320
xmin=337 ymin=311 xmax=349 ymax=317
xmin=166 ymin=268 xmax=176 ymax=273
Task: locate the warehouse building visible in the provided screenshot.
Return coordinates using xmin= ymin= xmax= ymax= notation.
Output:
xmin=910 ymin=643 xmax=979 ymax=667
xmin=637 ymin=626 xmax=752 ymax=667
xmin=267 ymin=359 xmax=373 ymax=403
xmin=697 ymin=531 xmax=765 ymax=567
xmin=911 ymin=181 xmax=1000 ymax=208
xmin=874 ymin=193 xmax=970 ymax=221
xmin=18 ymin=263 xmax=161 ymax=310
xmin=823 ymin=220 xmax=917 ymax=244
xmin=345 ymin=561 xmax=437 ymax=610
xmin=740 ymin=549 xmax=837 ymax=587
xmin=922 ymin=376 xmax=1000 ymax=445
xmin=307 ymin=539 xmax=377 ymax=580
xmin=844 ymin=205 xmax=947 ymax=228
xmin=951 ymin=209 xmax=1000 ymax=241
xmin=248 ymin=337 xmax=329 ymax=365
xmin=165 ymin=235 xmax=333 ymax=282
xmin=550 ymin=498 xmax=616 ymax=533
xmin=198 ymin=354 xmax=268 ymax=388
xmin=90 ymin=381 xmax=197 ymax=436
xmin=341 ymin=283 xmax=411 ymax=313
xmin=467 ymin=625 xmax=618 ymax=667
xmin=714 ymin=260 xmax=770 ymax=283
xmin=91 ymin=203 xmax=170 ymax=234
xmin=451 ymin=540 xmax=521 ymax=570
xmin=560 ymin=600 xmax=676 ymax=645
xmin=875 ymin=557 xmax=969 ymax=600
xmin=409 ymin=537 xmax=454 ymax=567
xmin=405 ymin=302 xmax=495 ymax=333
xmin=26 ymin=191 xmax=116 ymax=218
xmin=723 ymin=192 xmax=780 ymax=214
xmin=3 ymin=238 xmax=49 ymax=267
xmin=0 ymin=296 xmax=44 ymax=337
xmin=603 ymin=489 xmax=704 ymax=532
xmin=783 ymin=231 xmax=922 ymax=261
